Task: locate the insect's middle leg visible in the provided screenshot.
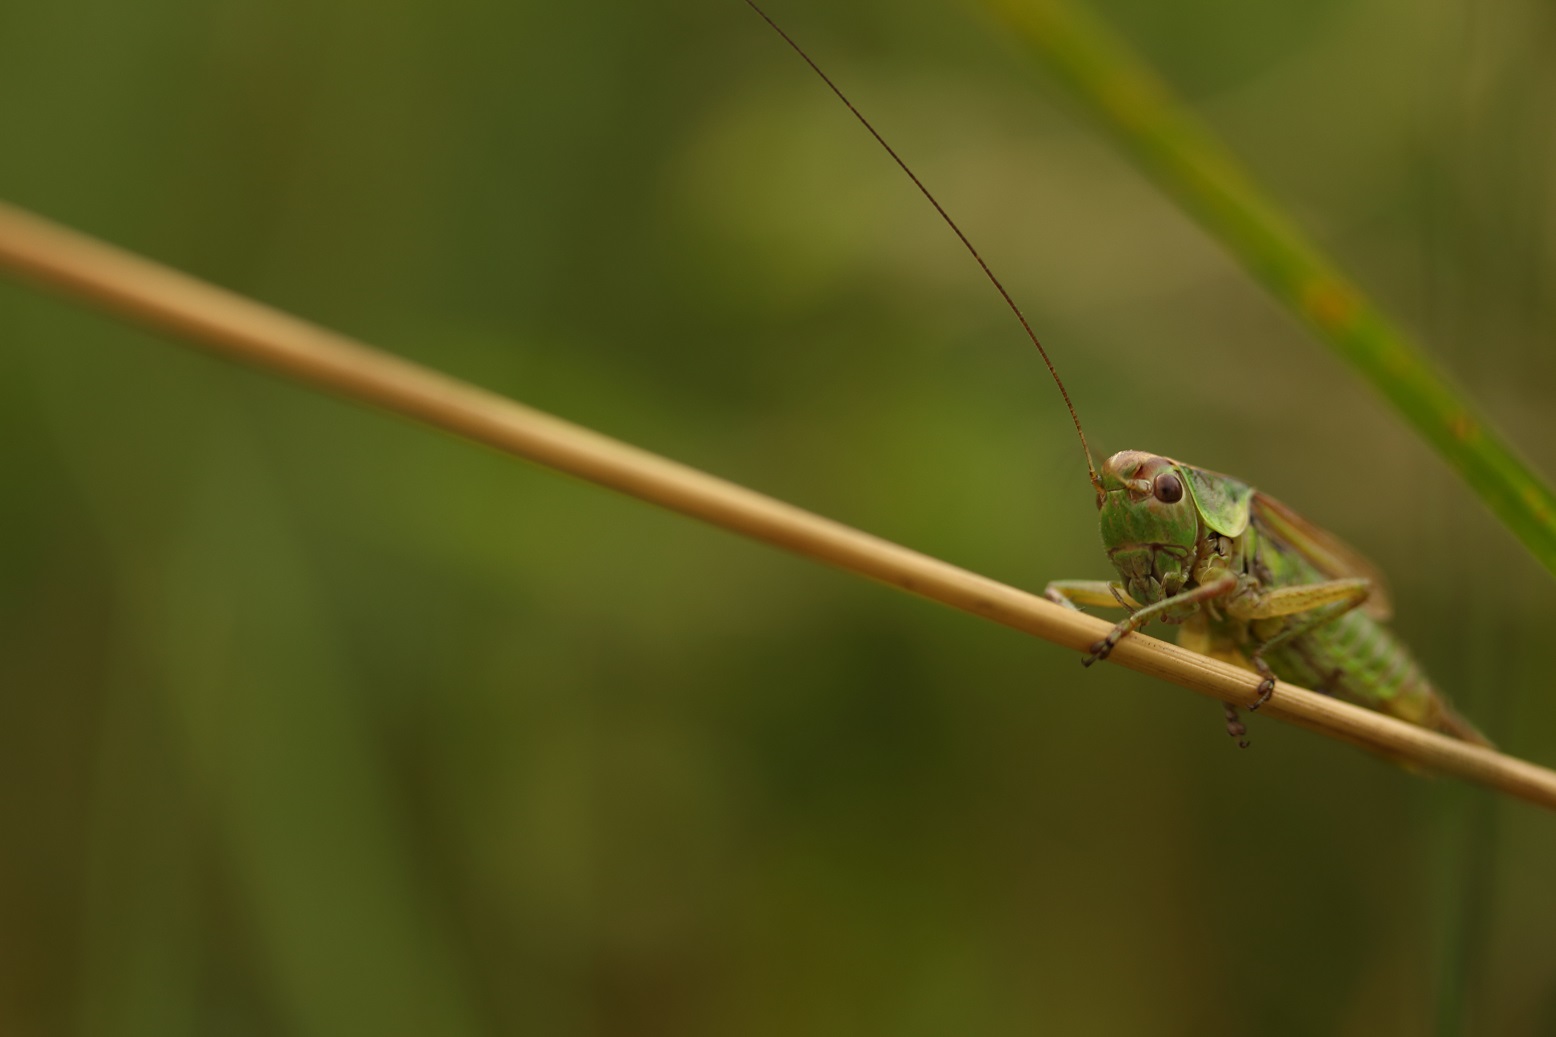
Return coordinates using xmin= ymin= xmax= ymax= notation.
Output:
xmin=1228 ymin=578 xmax=1373 ymax=709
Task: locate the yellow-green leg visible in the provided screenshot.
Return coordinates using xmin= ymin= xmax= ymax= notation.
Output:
xmin=1228 ymin=578 xmax=1374 ymax=709
xmin=1079 ymin=574 xmax=1238 ymax=666
xmin=1043 ymin=580 xmax=1140 ymax=612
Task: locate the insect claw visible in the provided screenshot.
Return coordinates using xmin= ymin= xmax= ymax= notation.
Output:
xmin=1223 ymin=703 xmax=1250 ymax=749
xmin=1247 ymin=655 xmax=1278 ymax=712
xmin=1081 ymin=638 xmax=1110 ymax=666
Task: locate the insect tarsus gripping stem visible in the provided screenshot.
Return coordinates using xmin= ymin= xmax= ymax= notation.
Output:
xmin=741 ymin=0 xmax=1104 ymax=505
xmin=1223 ymin=703 xmax=1249 ymax=750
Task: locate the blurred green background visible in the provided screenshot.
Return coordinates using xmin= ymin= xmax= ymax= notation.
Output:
xmin=2 ymin=0 xmax=1555 ymax=1033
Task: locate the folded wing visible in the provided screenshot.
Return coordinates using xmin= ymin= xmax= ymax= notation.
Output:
xmin=1250 ymin=492 xmax=1392 ymax=620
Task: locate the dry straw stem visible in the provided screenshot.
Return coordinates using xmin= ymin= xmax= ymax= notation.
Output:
xmin=1 ymin=200 xmax=1553 ymax=812
xmin=985 ymin=0 xmax=1556 ymax=581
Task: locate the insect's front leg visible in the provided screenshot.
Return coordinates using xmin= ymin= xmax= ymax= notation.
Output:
xmin=1043 ymin=580 xmax=1140 ymax=613
xmin=1082 ymin=574 xmax=1238 ymax=667
xmin=1226 ymin=578 xmax=1373 ymax=710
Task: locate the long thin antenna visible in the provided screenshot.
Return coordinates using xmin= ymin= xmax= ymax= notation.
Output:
xmin=743 ymin=0 xmax=1103 ymax=503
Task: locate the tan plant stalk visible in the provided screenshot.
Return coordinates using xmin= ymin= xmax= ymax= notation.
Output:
xmin=1 ymin=200 xmax=1552 ymax=811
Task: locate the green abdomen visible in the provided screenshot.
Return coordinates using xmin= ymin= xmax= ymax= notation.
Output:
xmin=1261 ymin=608 xmax=1439 ymax=727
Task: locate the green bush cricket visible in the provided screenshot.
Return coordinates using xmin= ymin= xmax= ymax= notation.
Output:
xmin=1044 ymin=452 xmax=1488 ymax=748
xmin=745 ymin=1 xmax=1489 ymax=749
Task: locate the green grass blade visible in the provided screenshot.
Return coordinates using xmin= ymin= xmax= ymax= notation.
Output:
xmin=984 ymin=0 xmax=1556 ymax=579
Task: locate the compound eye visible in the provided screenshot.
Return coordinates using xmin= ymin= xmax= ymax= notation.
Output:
xmin=1153 ymin=471 xmax=1184 ymax=504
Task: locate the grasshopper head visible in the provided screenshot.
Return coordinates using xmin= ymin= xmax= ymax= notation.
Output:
xmin=1098 ymin=451 xmax=1202 ymax=606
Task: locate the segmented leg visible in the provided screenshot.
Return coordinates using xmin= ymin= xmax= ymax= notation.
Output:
xmin=1229 ymin=578 xmax=1372 ymax=622
xmin=1232 ymin=579 xmax=1374 ymax=711
xmin=1249 ymin=656 xmax=1277 ymax=711
xmin=1223 ymin=702 xmax=1249 ymax=749
xmin=1084 ymin=574 xmax=1238 ymax=667
xmin=1043 ymin=580 xmax=1139 ymax=612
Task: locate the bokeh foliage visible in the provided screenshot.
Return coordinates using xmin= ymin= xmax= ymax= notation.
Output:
xmin=1 ymin=0 xmax=1555 ymax=1034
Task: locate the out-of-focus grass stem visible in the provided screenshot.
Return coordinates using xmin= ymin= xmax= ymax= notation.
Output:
xmin=984 ymin=0 xmax=1556 ymax=580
